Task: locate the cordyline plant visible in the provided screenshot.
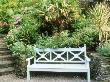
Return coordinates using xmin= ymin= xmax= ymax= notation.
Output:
xmin=34 ymin=0 xmax=81 ymax=34
xmin=90 ymin=2 xmax=110 ymax=44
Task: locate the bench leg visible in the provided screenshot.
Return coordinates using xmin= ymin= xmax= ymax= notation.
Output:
xmin=87 ymin=69 xmax=90 ymax=82
xmin=27 ymin=69 xmax=30 ymax=80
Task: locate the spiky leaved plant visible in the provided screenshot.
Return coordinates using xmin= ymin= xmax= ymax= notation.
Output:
xmin=90 ymin=2 xmax=110 ymax=44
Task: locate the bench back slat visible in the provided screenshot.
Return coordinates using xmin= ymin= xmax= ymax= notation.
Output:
xmin=34 ymin=45 xmax=86 ymax=63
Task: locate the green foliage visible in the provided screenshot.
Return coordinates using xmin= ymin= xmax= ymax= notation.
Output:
xmin=11 ymin=42 xmax=26 ymax=55
xmin=35 ymin=27 xmax=98 ymax=49
xmin=0 ymin=0 xmax=22 ymax=33
xmin=16 ymin=16 xmax=40 ymax=44
xmin=10 ymin=41 xmax=34 ymax=57
xmin=72 ymin=27 xmax=99 ymax=49
xmin=5 ymin=15 xmax=40 ymax=46
xmin=36 ymin=31 xmax=73 ymax=48
xmin=8 ymin=41 xmax=34 ymax=77
xmin=33 ymin=0 xmax=82 ymax=34
xmin=0 ymin=26 xmax=9 ymax=34
xmin=5 ymin=28 xmax=20 ymax=47
xmin=96 ymin=42 xmax=110 ymax=57
xmin=72 ymin=15 xmax=91 ymax=31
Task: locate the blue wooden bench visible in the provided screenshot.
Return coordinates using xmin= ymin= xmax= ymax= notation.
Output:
xmin=26 ymin=45 xmax=91 ymax=82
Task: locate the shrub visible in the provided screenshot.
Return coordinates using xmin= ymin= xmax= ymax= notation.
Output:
xmin=36 ymin=31 xmax=73 ymax=48
xmin=0 ymin=0 xmax=22 ymax=34
xmin=72 ymin=15 xmax=91 ymax=31
xmin=0 ymin=26 xmax=9 ymax=34
xmin=34 ymin=0 xmax=82 ymax=34
xmin=96 ymin=42 xmax=110 ymax=57
xmin=71 ymin=27 xmax=99 ymax=49
xmin=5 ymin=15 xmax=40 ymax=46
xmin=4 ymin=28 xmax=20 ymax=48
xmin=35 ymin=27 xmax=99 ymax=50
xmin=10 ymin=41 xmax=34 ymax=77
xmin=9 ymin=41 xmax=34 ymax=57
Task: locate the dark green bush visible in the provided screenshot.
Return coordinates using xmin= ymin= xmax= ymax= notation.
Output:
xmin=72 ymin=16 xmax=91 ymax=31
xmin=4 ymin=28 xmax=20 ymax=47
xmin=35 ymin=31 xmax=73 ymax=48
xmin=96 ymin=42 xmax=110 ymax=57
xmin=9 ymin=42 xmax=34 ymax=77
xmin=72 ymin=27 xmax=99 ymax=49
xmin=0 ymin=0 xmax=22 ymax=34
xmin=0 ymin=26 xmax=9 ymax=34
xmin=5 ymin=15 xmax=40 ymax=46
xmin=9 ymin=41 xmax=34 ymax=57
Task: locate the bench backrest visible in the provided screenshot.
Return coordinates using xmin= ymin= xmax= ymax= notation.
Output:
xmin=34 ymin=45 xmax=87 ymax=63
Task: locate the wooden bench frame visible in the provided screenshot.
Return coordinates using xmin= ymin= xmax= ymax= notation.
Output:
xmin=26 ymin=45 xmax=91 ymax=82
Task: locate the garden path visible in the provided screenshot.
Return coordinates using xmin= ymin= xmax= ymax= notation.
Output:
xmin=0 ymin=73 xmax=97 ymax=82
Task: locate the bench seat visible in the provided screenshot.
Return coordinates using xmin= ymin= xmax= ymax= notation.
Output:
xmin=28 ymin=64 xmax=89 ymax=72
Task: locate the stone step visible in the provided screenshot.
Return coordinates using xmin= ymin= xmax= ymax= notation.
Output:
xmin=0 ymin=50 xmax=11 ymax=55
xmin=0 ymin=60 xmax=13 ymax=68
xmin=0 ymin=41 xmax=5 ymax=44
xmin=0 ymin=64 xmax=13 ymax=69
xmin=0 ymin=45 xmax=8 ymax=48
xmin=0 ymin=39 xmax=5 ymax=42
xmin=0 ymin=67 xmax=14 ymax=76
xmin=0 ymin=48 xmax=10 ymax=51
xmin=0 ymin=55 xmax=12 ymax=61
xmin=0 ymin=38 xmax=5 ymax=43
xmin=0 ymin=34 xmax=6 ymax=38
xmin=102 ymin=65 xmax=110 ymax=68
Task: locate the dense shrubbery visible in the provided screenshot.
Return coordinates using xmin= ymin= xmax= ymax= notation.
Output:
xmin=1 ymin=0 xmax=106 ymax=79
xmin=0 ymin=0 xmax=22 ymax=33
xmin=72 ymin=27 xmax=99 ymax=48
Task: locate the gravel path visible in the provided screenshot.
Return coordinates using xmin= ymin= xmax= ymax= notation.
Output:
xmin=0 ymin=73 xmax=98 ymax=82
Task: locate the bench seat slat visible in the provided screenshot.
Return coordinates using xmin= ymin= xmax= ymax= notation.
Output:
xmin=28 ymin=64 xmax=88 ymax=69
xmin=29 ymin=68 xmax=88 ymax=72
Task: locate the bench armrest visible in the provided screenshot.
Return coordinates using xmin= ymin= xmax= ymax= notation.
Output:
xmin=26 ymin=56 xmax=34 ymax=66
xmin=85 ymin=56 xmax=91 ymax=62
xmin=26 ymin=56 xmax=34 ymax=61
